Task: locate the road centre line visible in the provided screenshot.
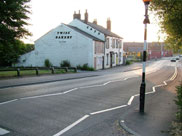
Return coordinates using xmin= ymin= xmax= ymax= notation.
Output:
xmin=62 ymin=88 xmax=78 ymax=94
xmin=90 ymin=105 xmax=128 ymax=115
xmin=53 ymin=115 xmax=89 ymax=136
xmin=0 ymin=127 xmax=10 ymax=135
xmin=0 ymin=99 xmax=18 ymax=105
xmin=127 ymin=96 xmax=135 ymax=105
xmin=21 ymin=92 xmax=64 ymax=100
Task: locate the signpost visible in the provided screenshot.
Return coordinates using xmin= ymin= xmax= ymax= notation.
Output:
xmin=139 ymin=0 xmax=151 ymax=113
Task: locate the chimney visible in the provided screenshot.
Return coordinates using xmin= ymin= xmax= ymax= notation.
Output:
xmin=73 ymin=11 xmax=76 ymax=19
xmin=73 ymin=10 xmax=81 ymax=20
xmin=78 ymin=10 xmax=81 ymax=19
xmin=84 ymin=9 xmax=88 ymax=24
xmin=93 ymin=19 xmax=97 ymax=25
xmin=107 ymin=18 xmax=111 ymax=31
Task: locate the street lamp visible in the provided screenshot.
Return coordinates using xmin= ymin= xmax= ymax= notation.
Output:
xmin=139 ymin=0 xmax=151 ymax=113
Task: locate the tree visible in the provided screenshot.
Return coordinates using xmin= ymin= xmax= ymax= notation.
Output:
xmin=150 ymin=0 xmax=182 ymax=52
xmin=0 ymin=0 xmax=31 ymax=66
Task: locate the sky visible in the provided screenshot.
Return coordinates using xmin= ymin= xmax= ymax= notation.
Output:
xmin=24 ymin=0 xmax=164 ymax=43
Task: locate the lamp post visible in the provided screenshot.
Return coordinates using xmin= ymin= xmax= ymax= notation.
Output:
xmin=139 ymin=0 xmax=151 ymax=113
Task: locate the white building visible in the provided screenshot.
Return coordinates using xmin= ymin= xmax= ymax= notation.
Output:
xmin=17 ymin=10 xmax=123 ymax=70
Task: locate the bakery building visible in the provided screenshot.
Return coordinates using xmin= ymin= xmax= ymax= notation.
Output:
xmin=17 ymin=10 xmax=124 ymax=70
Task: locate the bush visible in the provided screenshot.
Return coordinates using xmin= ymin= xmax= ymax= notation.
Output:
xmin=44 ymin=59 xmax=52 ymax=68
xmin=77 ymin=63 xmax=94 ymax=71
xmin=175 ymin=83 xmax=182 ymax=122
xmin=170 ymin=83 xmax=182 ymax=136
xmin=60 ymin=60 xmax=71 ymax=67
xmin=125 ymin=60 xmax=133 ymax=65
xmin=170 ymin=122 xmax=182 ymax=136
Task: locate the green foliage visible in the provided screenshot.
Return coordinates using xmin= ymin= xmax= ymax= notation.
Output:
xmin=150 ymin=0 xmax=182 ymax=51
xmin=170 ymin=122 xmax=182 ymax=136
xmin=44 ymin=59 xmax=52 ymax=68
xmin=125 ymin=60 xmax=133 ymax=65
xmin=0 ymin=39 xmax=34 ymax=66
xmin=77 ymin=64 xmax=94 ymax=71
xmin=0 ymin=0 xmax=31 ymax=40
xmin=175 ymin=83 xmax=182 ymax=122
xmin=60 ymin=60 xmax=71 ymax=67
xmin=0 ymin=0 xmax=31 ymax=66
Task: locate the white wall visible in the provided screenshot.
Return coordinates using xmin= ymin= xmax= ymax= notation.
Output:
xmin=69 ymin=19 xmax=105 ymax=41
xmin=17 ymin=24 xmax=94 ymax=68
xmin=104 ymin=36 xmax=123 ymax=68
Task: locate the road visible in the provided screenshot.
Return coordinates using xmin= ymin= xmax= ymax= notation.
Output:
xmin=0 ymin=57 xmax=180 ymax=136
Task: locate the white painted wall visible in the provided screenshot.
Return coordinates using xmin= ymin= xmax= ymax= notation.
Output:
xmin=17 ymin=24 xmax=94 ymax=68
xmin=104 ymin=36 xmax=123 ymax=68
xmin=69 ymin=19 xmax=105 ymax=41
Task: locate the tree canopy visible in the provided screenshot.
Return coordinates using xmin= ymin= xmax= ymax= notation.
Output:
xmin=0 ymin=0 xmax=31 ymax=66
xmin=150 ymin=0 xmax=182 ymax=52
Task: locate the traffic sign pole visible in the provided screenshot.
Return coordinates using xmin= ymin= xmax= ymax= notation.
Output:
xmin=139 ymin=0 xmax=151 ymax=113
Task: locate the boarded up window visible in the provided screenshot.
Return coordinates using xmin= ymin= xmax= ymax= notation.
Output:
xmin=95 ymin=41 xmax=104 ymax=54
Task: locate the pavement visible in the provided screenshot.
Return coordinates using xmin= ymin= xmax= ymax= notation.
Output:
xmin=0 ymin=59 xmax=178 ymax=136
xmin=119 ymin=68 xmax=179 ymax=136
xmin=120 ymin=86 xmax=177 ymax=136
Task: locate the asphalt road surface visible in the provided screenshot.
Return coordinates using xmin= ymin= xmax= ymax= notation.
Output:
xmin=0 ymin=57 xmax=181 ymax=136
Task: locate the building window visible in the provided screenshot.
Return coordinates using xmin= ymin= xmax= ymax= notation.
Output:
xmin=95 ymin=41 xmax=104 ymax=54
xmin=87 ymin=26 xmax=89 ymax=29
xmin=116 ymin=40 xmax=118 ymax=48
xmin=98 ymin=32 xmax=100 ymax=35
xmin=94 ymin=30 xmax=96 ymax=33
xmin=106 ymin=38 xmax=109 ymax=49
xmin=107 ymin=54 xmax=109 ymax=65
xmin=112 ymin=39 xmax=115 ymax=48
xmin=90 ymin=28 xmax=92 ymax=30
xmin=119 ymin=40 xmax=122 ymax=48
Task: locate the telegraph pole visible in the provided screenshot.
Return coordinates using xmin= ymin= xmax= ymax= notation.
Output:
xmin=139 ymin=0 xmax=151 ymax=113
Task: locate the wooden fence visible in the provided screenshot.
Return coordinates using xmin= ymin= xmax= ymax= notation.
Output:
xmin=0 ymin=67 xmax=77 ymax=77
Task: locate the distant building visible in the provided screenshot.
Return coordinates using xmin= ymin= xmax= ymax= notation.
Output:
xmin=17 ymin=10 xmax=124 ymax=70
xmin=123 ymin=42 xmax=173 ymax=60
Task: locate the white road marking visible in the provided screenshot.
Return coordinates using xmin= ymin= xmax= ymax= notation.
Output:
xmin=128 ymin=96 xmax=134 ymax=105
xmin=90 ymin=105 xmax=128 ymax=115
xmin=63 ymin=88 xmax=78 ymax=94
xmin=0 ymin=127 xmax=9 ymax=135
xmin=53 ymin=115 xmax=89 ymax=136
xmin=80 ymin=84 xmax=103 ymax=89
xmin=21 ymin=92 xmax=64 ymax=100
xmin=21 ymin=88 xmax=78 ymax=100
xmin=0 ymin=99 xmax=18 ymax=105
xmin=126 ymin=66 xmax=177 ymax=106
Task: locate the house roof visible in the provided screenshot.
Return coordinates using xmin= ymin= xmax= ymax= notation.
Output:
xmin=66 ymin=24 xmax=104 ymax=42
xmin=87 ymin=22 xmax=123 ymax=39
